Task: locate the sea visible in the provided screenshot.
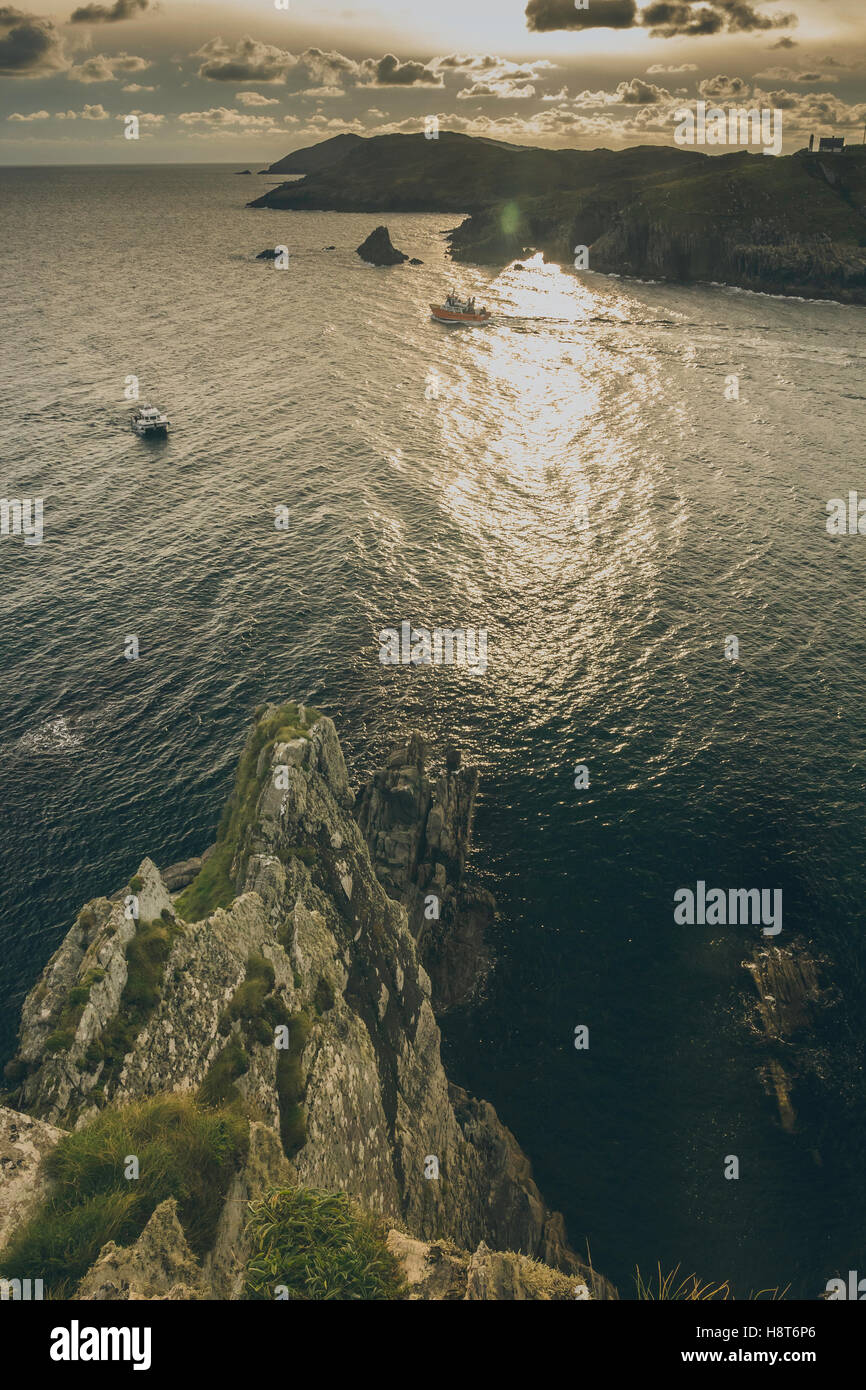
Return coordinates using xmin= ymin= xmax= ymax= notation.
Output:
xmin=1 ymin=163 xmax=865 ymax=1299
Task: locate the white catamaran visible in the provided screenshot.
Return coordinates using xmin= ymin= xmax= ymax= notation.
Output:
xmin=131 ymin=404 xmax=170 ymax=437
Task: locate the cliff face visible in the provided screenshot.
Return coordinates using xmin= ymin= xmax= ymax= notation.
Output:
xmin=249 ymin=131 xmax=866 ymax=304
xmin=1 ymin=703 xmax=601 ymax=1295
xmin=357 ymin=734 xmax=494 ymax=1012
xmin=448 ymin=149 xmax=866 ymax=304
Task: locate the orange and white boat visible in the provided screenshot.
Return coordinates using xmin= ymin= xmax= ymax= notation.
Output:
xmin=430 ymin=292 xmax=490 ymax=325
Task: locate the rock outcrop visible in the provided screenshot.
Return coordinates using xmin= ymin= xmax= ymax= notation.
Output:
xmin=1 ymin=702 xmax=592 ymax=1296
xmin=386 ymin=1230 xmax=616 ymax=1300
xmin=75 ymin=1199 xmax=208 ymax=1301
xmin=0 ymin=1106 xmax=65 ymax=1254
xmin=356 ymin=735 xmax=494 ymax=1011
xmin=356 ymin=226 xmax=408 ymax=266
xmin=743 ymin=940 xmax=835 ymax=1133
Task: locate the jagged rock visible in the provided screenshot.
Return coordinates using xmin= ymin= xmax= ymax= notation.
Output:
xmin=356 ymin=226 xmax=408 ymax=266
xmin=256 ymin=248 xmax=281 ymax=259
xmin=408 ymin=258 xmax=423 ymax=265
xmin=203 ymin=1122 xmax=293 ymax=1298
xmin=76 ymin=1199 xmax=209 ymax=1301
xmin=356 ymin=735 xmax=493 ymax=1010
xmin=10 ymin=858 xmax=171 ymax=1125
xmin=744 ymin=941 xmax=833 ymax=1133
xmin=7 ymin=706 xmax=578 ymax=1271
xmin=0 ymin=1107 xmax=65 ymax=1254
xmin=161 ymin=857 xmax=202 ymax=893
xmin=386 ymin=1231 xmax=615 ymax=1300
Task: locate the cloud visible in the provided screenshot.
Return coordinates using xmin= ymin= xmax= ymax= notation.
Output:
xmin=641 ymin=2 xmax=797 ymax=38
xmin=8 ymin=107 xmax=49 ymax=119
xmin=769 ymin=36 xmax=798 ymax=49
xmin=457 ymin=79 xmax=536 ymax=100
xmin=647 ymin=63 xmax=698 ymax=74
xmin=56 ymin=102 xmax=110 ymax=119
xmin=0 ymin=6 xmax=65 ymax=76
xmin=438 ymin=52 xmax=554 ymax=99
xmin=527 ymin=0 xmax=799 ymax=38
xmin=69 ymin=0 xmax=151 ymax=21
xmin=234 ymin=90 xmax=280 ymax=106
xmin=615 ymin=77 xmax=672 ymax=103
xmin=697 ymin=73 xmax=753 ymax=100
xmin=115 ymin=107 xmax=162 ymax=123
xmin=68 ymin=51 xmax=150 ymax=82
xmin=755 ymin=68 xmax=836 ymax=83
xmin=526 ymin=0 xmax=638 ymax=32
xmin=298 ymin=85 xmax=346 ymax=98
xmin=178 ymin=106 xmax=281 ymax=131
xmin=300 ymin=48 xmax=359 ymax=85
xmin=360 ymin=53 xmax=442 ymax=86
xmin=122 ymin=81 xmax=153 ymax=91
xmin=749 ymin=86 xmax=866 ymax=132
xmin=193 ymin=36 xmax=297 ymax=83
xmin=571 ymin=77 xmax=674 ymax=107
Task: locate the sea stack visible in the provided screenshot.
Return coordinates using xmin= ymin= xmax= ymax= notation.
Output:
xmin=356 ymin=225 xmax=408 ymax=266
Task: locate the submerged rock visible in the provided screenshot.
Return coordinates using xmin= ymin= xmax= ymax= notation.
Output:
xmin=356 ymin=225 xmax=408 ymax=266
xmin=743 ymin=941 xmax=835 ymax=1134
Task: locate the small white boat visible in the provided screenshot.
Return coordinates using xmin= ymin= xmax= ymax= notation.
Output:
xmin=430 ymin=292 xmax=490 ymax=325
xmin=131 ymin=404 xmax=170 ymax=437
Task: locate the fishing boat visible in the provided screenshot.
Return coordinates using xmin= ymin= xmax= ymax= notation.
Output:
xmin=131 ymin=404 xmax=170 ymax=437
xmin=430 ymin=292 xmax=490 ymax=325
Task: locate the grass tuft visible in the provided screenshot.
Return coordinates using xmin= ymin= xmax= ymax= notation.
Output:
xmin=175 ymin=701 xmax=321 ymax=923
xmin=244 ymin=1187 xmax=406 ymax=1301
xmin=0 ymin=1094 xmax=248 ymax=1299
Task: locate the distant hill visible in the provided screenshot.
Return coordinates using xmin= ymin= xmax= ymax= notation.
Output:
xmin=249 ymin=131 xmax=866 ymax=303
xmin=267 ymin=133 xmax=365 ymax=175
xmin=253 ymin=131 xmax=704 ymax=213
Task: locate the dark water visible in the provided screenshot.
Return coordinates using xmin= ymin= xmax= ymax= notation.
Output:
xmin=1 ymin=164 xmax=865 ymax=1299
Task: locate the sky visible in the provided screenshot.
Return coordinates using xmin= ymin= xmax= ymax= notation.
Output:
xmin=0 ymin=0 xmax=864 ymax=162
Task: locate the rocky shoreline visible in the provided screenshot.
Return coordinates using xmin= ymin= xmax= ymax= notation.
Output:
xmin=0 ymin=702 xmax=613 ymax=1301
xmin=249 ymin=132 xmax=866 ymax=306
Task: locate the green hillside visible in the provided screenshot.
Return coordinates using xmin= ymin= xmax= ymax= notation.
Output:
xmin=248 ymin=131 xmax=866 ymax=303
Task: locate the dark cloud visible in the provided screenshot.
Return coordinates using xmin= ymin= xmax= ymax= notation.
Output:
xmin=0 ymin=7 xmax=63 ymax=75
xmin=435 ymin=54 xmax=502 ymax=71
xmin=642 ymin=1 xmax=797 ymax=37
xmin=641 ymin=2 xmax=721 ymax=35
xmin=526 ymin=0 xmax=799 ymax=39
xmin=526 ymin=0 xmax=637 ymax=32
xmin=69 ymin=0 xmax=151 ymax=21
xmin=362 ymin=53 xmax=442 ymax=86
xmin=194 ymin=36 xmax=297 ymax=83
xmin=193 ymin=39 xmax=442 ymax=90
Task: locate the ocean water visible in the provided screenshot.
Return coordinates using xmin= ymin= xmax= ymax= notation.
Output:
xmin=1 ymin=164 xmax=865 ymax=1299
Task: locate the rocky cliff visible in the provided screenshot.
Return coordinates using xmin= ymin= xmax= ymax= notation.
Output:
xmin=357 ymin=734 xmax=494 ymax=1012
xmin=447 ymin=148 xmax=866 ymax=304
xmin=0 ymin=702 xmax=611 ymax=1300
xmin=249 ymin=129 xmax=866 ymax=304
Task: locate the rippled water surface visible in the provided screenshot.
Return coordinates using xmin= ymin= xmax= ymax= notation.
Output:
xmin=2 ymin=165 xmax=865 ymax=1298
